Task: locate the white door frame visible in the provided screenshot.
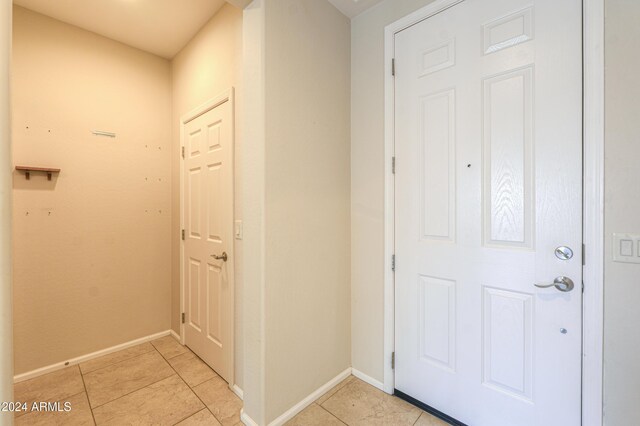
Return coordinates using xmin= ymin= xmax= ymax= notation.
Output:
xmin=179 ymin=88 xmax=236 ymax=389
xmin=382 ymin=1 xmax=604 ymax=425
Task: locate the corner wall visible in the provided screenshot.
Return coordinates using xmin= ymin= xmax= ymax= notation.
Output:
xmin=242 ymin=0 xmax=351 ymax=423
xmin=263 ymin=0 xmax=351 ymax=421
xmin=170 ymin=2 xmax=244 ymax=388
xmin=11 ymin=7 xmax=172 ymax=374
xmin=0 ymin=0 xmax=13 ymax=422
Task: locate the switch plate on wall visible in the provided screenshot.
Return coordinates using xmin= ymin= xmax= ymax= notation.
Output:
xmin=235 ymin=220 xmax=243 ymax=240
xmin=612 ymin=233 xmax=640 ymax=264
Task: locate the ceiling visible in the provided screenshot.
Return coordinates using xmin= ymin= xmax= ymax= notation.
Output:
xmin=13 ymin=0 xmax=227 ymax=59
xmin=327 ymin=0 xmax=385 ymax=18
xmin=13 ymin=0 xmax=385 ymax=58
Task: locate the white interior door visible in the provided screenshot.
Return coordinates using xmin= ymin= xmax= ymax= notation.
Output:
xmin=183 ymin=97 xmax=234 ymax=384
xmin=394 ymin=1 xmax=582 ymax=425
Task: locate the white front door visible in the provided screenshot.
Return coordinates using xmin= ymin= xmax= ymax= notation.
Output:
xmin=183 ymin=98 xmax=234 ymax=383
xmin=394 ymin=1 xmax=582 ymax=425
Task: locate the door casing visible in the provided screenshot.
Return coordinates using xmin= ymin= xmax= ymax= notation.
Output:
xmin=179 ymin=88 xmax=236 ymax=391
xmin=382 ymin=1 xmax=604 ymax=425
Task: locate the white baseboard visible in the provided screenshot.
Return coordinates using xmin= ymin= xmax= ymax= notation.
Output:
xmin=351 ymin=368 xmax=384 ymax=391
xmin=232 ymin=384 xmax=244 ymax=400
xmin=13 ymin=330 xmax=171 ymax=383
xmin=267 ymin=367 xmax=352 ymax=426
xmin=241 ymin=409 xmax=259 ymax=426
xmin=170 ymin=330 xmax=181 ymax=342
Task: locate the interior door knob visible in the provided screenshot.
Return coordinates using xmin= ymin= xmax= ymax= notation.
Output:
xmin=211 ymin=252 xmax=228 ymax=262
xmin=534 ymin=276 xmax=574 ymax=292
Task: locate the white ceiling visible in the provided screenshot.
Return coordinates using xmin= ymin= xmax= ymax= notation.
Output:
xmin=327 ymin=0 xmax=385 ymax=18
xmin=13 ymin=0 xmax=227 ymax=59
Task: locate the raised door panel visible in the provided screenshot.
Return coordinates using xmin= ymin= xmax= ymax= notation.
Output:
xmin=420 ymin=89 xmax=456 ymax=242
xmin=483 ymin=67 xmax=534 ymax=248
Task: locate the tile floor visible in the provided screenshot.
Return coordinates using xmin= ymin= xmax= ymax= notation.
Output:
xmin=13 ymin=336 xmax=448 ymax=425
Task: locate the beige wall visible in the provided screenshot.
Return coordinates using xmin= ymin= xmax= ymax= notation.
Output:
xmin=241 ymin=0 xmax=351 ymax=423
xmin=263 ymin=0 xmax=351 ymax=422
xmin=240 ymin=0 xmax=266 ymax=422
xmin=604 ymin=0 xmax=640 ymax=423
xmin=170 ymin=2 xmax=244 ymax=388
xmin=350 ymin=0 xmax=435 ymax=384
xmin=1 ymin=0 xmax=13 ymax=421
xmin=12 ymin=7 xmax=172 ymax=374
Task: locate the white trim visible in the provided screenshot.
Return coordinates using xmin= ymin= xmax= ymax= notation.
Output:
xmin=179 ymin=88 xmax=236 ymax=388
xmin=170 ymin=329 xmax=181 ymax=342
xmin=352 ymin=368 xmax=384 ymax=391
xmin=13 ymin=330 xmax=171 ymax=383
xmin=241 ymin=409 xmax=260 ymax=426
xmin=232 ymin=384 xmax=244 ymax=400
xmin=266 ymin=368 xmax=351 ymax=426
xmin=383 ymin=1 xmax=605 ymax=424
xmin=383 ymin=0 xmax=465 ymax=397
xmin=582 ymin=0 xmax=605 ymax=425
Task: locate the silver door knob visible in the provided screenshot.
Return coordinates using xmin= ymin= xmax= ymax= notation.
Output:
xmin=535 ymin=276 xmax=574 ymax=292
xmin=211 ymin=252 xmax=228 ymax=262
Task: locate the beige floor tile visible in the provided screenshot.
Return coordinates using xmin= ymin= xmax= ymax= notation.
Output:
xmin=83 ymin=350 xmax=174 ymax=408
xmin=92 ymin=374 xmax=203 ymax=425
xmin=414 ymin=412 xmax=451 ymax=426
xmin=192 ymin=376 xmax=242 ymax=425
xmin=168 ymin=351 xmax=218 ymax=387
xmin=79 ymin=342 xmax=155 ymax=374
xmin=151 ymin=335 xmax=189 ymax=360
xmin=176 ymin=408 xmax=222 ymax=425
xmin=285 ymin=404 xmax=345 ymax=426
xmin=321 ymin=378 xmax=421 ymax=426
xmin=15 ymin=392 xmax=94 ymax=426
xmin=316 ymin=375 xmax=355 ymax=405
xmin=13 ymin=366 xmax=85 ymax=418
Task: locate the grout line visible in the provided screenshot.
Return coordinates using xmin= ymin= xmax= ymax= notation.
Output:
xmin=88 ymin=372 xmax=175 ymax=410
xmin=162 ymin=340 xmax=239 ymax=425
xmin=163 ymin=349 xmax=216 ymax=426
xmin=150 ymin=338 xmax=190 ymax=362
xmin=79 ymin=344 xmax=156 ymax=375
xmin=78 ymin=363 xmax=98 ymax=426
xmin=317 ymin=403 xmax=349 ymax=425
xmin=81 ymin=349 xmax=159 ymax=378
xmin=318 ymin=376 xmax=354 ymax=408
xmin=82 ymin=348 xmax=176 ymax=409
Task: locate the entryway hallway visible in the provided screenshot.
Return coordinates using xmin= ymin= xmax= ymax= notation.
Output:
xmin=13 ymin=335 xmax=446 ymax=425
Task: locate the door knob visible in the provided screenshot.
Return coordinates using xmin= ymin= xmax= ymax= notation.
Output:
xmin=535 ymin=276 xmax=574 ymax=292
xmin=211 ymin=252 xmax=228 ymax=262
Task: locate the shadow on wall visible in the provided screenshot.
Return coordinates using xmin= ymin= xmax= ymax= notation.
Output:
xmin=13 ymin=170 xmax=59 ymax=191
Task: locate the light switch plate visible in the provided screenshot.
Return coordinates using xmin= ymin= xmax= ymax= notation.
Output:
xmin=612 ymin=233 xmax=640 ymax=264
xmin=234 ymin=220 xmax=243 ymax=240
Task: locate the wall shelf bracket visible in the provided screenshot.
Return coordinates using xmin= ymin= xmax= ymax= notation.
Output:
xmin=15 ymin=166 xmax=61 ymax=181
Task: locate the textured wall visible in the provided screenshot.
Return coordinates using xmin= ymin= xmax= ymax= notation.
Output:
xmin=603 ymin=0 xmax=640 ymax=423
xmin=263 ymin=0 xmax=351 ymax=421
xmin=171 ymin=2 xmax=244 ymax=389
xmin=12 ymin=7 xmax=172 ymax=374
xmin=1 ymin=0 xmax=14 ymax=422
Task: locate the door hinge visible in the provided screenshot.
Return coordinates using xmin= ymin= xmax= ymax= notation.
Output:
xmin=582 ymin=243 xmax=586 ymax=266
xmin=181 ymin=313 xmax=185 ymax=324
xmin=181 ymin=146 xmax=185 ymax=158
xmin=392 ymin=58 xmax=396 ymax=76
xmin=391 ymin=352 xmax=395 ymax=369
xmin=392 ymin=254 xmax=396 ymax=272
xmin=181 ymin=229 xmax=185 ymax=240
xmin=392 ymin=156 xmax=396 ymax=174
